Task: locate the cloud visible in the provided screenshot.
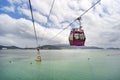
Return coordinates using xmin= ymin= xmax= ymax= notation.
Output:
xmin=0 ymin=14 xmax=69 ymax=47
xmin=1 ymin=6 xmax=15 ymax=12
xmin=0 ymin=0 xmax=120 ymax=48
xmin=18 ymin=8 xmax=47 ymax=24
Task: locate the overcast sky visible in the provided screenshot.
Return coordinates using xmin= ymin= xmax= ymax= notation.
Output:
xmin=0 ymin=0 xmax=120 ymax=48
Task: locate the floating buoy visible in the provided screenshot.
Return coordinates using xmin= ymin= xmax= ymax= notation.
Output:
xmin=35 ymin=48 xmax=42 ymax=62
xmin=88 ymin=58 xmax=90 ymax=60
xmin=35 ymin=56 xmax=42 ymax=62
xmin=9 ymin=61 xmax=12 ymax=63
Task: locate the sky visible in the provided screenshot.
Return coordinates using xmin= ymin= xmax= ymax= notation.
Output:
xmin=0 ymin=0 xmax=120 ymax=48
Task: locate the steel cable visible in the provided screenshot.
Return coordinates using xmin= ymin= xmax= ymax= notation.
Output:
xmin=49 ymin=0 xmax=101 ymax=40
xmin=29 ymin=0 xmax=39 ymax=47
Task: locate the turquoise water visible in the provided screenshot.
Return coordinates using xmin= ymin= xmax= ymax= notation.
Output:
xmin=0 ymin=49 xmax=120 ymax=80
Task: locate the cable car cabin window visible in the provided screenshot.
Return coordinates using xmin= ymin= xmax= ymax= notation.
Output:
xmin=69 ymin=32 xmax=73 ymax=40
xmin=69 ymin=33 xmax=73 ymax=40
xmin=74 ymin=32 xmax=85 ymax=41
xmin=74 ymin=33 xmax=79 ymax=40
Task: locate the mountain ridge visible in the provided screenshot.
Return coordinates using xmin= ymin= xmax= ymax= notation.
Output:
xmin=0 ymin=44 xmax=120 ymax=50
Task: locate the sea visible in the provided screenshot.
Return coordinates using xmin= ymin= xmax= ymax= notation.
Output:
xmin=0 ymin=49 xmax=120 ymax=80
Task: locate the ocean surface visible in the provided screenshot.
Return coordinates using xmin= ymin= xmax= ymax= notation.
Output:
xmin=0 ymin=49 xmax=120 ymax=80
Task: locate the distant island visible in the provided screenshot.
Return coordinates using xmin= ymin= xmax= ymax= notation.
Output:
xmin=0 ymin=45 xmax=120 ymax=50
xmin=38 ymin=45 xmax=104 ymax=50
xmin=0 ymin=45 xmax=22 ymax=50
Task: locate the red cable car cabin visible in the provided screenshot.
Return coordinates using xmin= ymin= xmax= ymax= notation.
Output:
xmin=69 ymin=28 xmax=86 ymax=46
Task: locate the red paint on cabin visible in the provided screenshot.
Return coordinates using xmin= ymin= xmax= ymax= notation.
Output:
xmin=69 ymin=28 xmax=86 ymax=46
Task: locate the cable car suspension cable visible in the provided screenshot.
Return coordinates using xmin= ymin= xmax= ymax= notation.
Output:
xmin=46 ymin=0 xmax=56 ymax=27
xmin=40 ymin=0 xmax=56 ymax=45
xmin=50 ymin=0 xmax=101 ymax=40
xmin=78 ymin=0 xmax=101 ymax=18
xmin=29 ymin=0 xmax=39 ymax=47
